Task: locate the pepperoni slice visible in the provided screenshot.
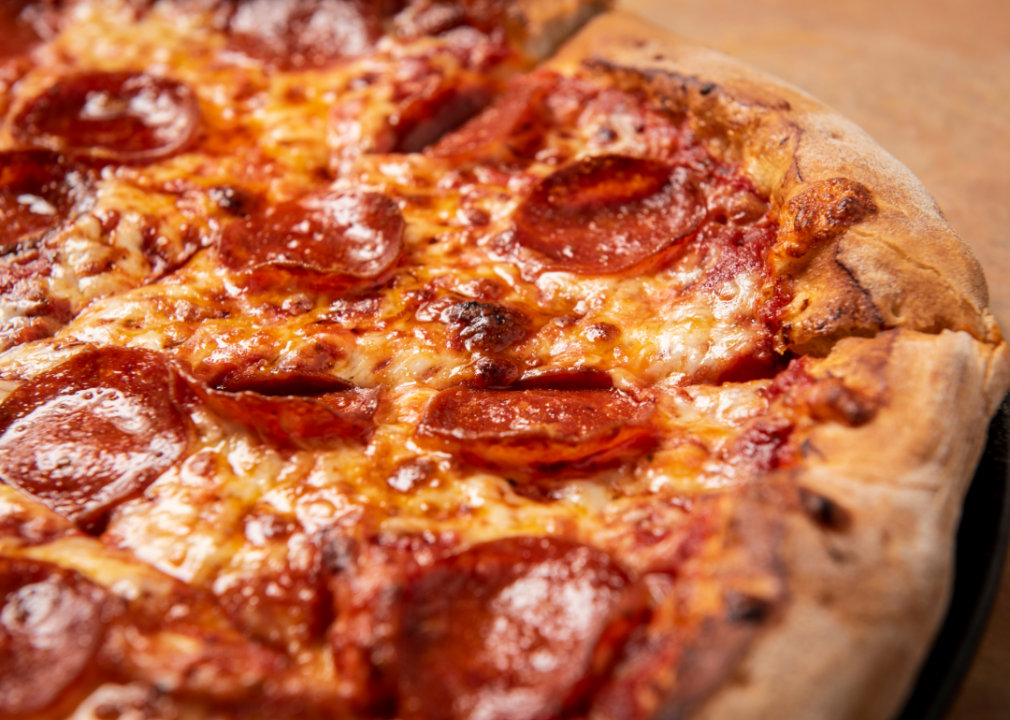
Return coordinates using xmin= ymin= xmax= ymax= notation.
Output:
xmin=391 ymin=75 xmax=500 ymax=155
xmin=217 ymin=191 xmax=404 ymax=287
xmin=418 ymin=387 xmax=656 ymax=476
xmin=0 ymin=347 xmax=191 ymax=527
xmin=226 ymin=0 xmax=389 ymax=70
xmin=0 ymin=150 xmax=91 ymax=249
xmin=0 ymin=557 xmax=108 ymax=716
xmin=11 ymin=72 xmax=199 ymax=164
xmin=426 ymin=71 xmax=558 ymax=160
xmin=397 ymin=536 xmax=648 ymax=720
xmin=0 ymin=2 xmax=61 ymax=61
xmin=189 ymin=381 xmax=379 ymax=449
xmin=511 ymin=155 xmax=706 ymax=275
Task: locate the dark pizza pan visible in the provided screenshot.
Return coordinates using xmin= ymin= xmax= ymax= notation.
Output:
xmin=894 ymin=396 xmax=1010 ymax=720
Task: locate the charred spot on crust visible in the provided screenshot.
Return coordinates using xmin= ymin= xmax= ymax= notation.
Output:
xmin=725 ymin=591 xmax=773 ymax=624
xmin=798 ymin=487 xmax=851 ymax=531
xmin=442 ymin=300 xmax=528 ymax=353
xmin=770 ymin=179 xmax=885 ymax=355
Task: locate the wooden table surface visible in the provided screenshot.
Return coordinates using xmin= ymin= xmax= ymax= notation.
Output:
xmin=620 ymin=0 xmax=1010 ymax=717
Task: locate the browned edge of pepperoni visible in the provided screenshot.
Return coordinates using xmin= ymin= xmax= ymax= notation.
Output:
xmin=509 ymin=154 xmax=706 ymax=275
xmin=417 ymin=385 xmax=657 ymax=477
xmin=0 ymin=347 xmax=192 ymax=529
xmin=396 ymin=536 xmax=650 ymax=720
xmin=514 ymin=367 xmax=614 ymax=390
xmin=11 ymin=71 xmax=199 ymax=164
xmin=216 ymin=190 xmax=405 ymax=289
xmin=216 ymin=368 xmax=355 ymax=396
xmin=0 ymin=556 xmax=109 ymax=716
xmin=0 ymin=149 xmax=93 ymax=250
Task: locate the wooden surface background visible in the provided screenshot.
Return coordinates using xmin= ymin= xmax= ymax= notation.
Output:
xmin=619 ymin=0 xmax=1010 ymax=717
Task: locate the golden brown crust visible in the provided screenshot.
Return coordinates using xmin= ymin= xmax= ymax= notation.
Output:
xmin=692 ymin=329 xmax=1008 ymax=720
xmin=511 ymin=0 xmax=613 ymax=59
xmin=545 ymin=11 xmax=1010 ymax=720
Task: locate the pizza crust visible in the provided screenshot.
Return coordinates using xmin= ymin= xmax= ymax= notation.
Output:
xmin=690 ymin=329 xmax=1009 ymax=720
xmin=544 ymin=11 xmax=1010 ymax=720
xmin=512 ymin=0 xmax=613 ymax=59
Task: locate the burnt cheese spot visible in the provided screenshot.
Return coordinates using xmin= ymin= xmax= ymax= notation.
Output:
xmin=441 ymin=301 xmax=529 ymax=353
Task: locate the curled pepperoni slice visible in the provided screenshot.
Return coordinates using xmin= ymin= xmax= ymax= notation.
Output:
xmin=217 ymin=191 xmax=404 ymax=287
xmin=397 ymin=536 xmax=648 ymax=720
xmin=427 ymin=71 xmax=558 ymax=160
xmin=11 ymin=72 xmax=198 ymax=164
xmin=0 ymin=150 xmax=91 ymax=249
xmin=511 ymin=155 xmax=706 ymax=275
xmin=0 ymin=347 xmax=191 ymax=527
xmin=391 ymin=76 xmax=499 ymax=155
xmin=418 ymin=387 xmax=656 ymax=476
xmin=187 ymin=378 xmax=378 ymax=449
xmin=0 ymin=557 xmax=108 ymax=716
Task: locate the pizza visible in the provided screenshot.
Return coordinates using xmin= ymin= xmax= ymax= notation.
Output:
xmin=0 ymin=2 xmax=1007 ymax=719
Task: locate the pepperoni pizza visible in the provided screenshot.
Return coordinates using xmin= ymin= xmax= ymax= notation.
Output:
xmin=0 ymin=2 xmax=1007 ymax=720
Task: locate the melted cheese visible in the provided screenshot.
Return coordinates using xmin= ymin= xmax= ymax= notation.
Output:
xmin=0 ymin=2 xmax=794 ymax=717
